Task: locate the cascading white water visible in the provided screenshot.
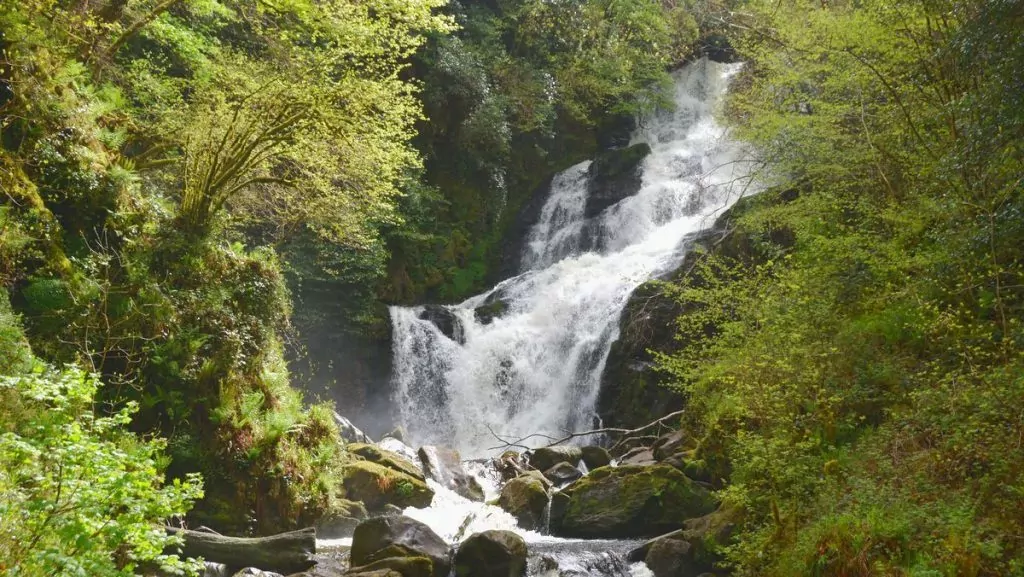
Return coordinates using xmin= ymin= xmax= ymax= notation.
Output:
xmin=390 ymin=58 xmax=757 ymax=458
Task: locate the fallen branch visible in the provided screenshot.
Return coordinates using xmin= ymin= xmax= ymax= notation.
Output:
xmin=486 ymin=410 xmax=685 ymax=453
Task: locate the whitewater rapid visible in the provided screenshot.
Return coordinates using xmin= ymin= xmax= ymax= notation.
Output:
xmin=390 ymin=58 xmax=757 ymax=458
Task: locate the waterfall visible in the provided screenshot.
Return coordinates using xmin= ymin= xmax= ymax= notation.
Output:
xmin=390 ymin=58 xmax=757 ymax=458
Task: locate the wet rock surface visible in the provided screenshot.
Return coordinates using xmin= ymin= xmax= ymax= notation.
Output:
xmin=350 ymin=516 xmax=451 ymax=577
xmin=453 ymin=530 xmax=527 ymax=577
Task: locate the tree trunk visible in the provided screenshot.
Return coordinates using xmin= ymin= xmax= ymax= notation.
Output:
xmin=164 ymin=526 xmax=317 ymax=574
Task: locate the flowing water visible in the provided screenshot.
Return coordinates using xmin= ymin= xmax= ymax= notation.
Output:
xmin=320 ymin=58 xmax=759 ymax=576
xmin=389 ymin=58 xmax=757 ymax=458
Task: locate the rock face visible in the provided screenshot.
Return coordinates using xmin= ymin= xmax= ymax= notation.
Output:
xmin=627 ymin=506 xmax=740 ymax=577
xmin=453 ymin=530 xmax=528 ymax=577
xmin=543 ymin=462 xmax=583 ymax=486
xmin=554 ymin=465 xmax=715 ymax=538
xmin=473 ymin=292 xmax=509 ymax=325
xmin=417 ymin=305 xmax=464 ymax=343
xmin=584 ymin=143 xmax=651 ymax=218
xmin=497 ymin=473 xmax=550 ymax=531
xmin=580 ymin=446 xmax=612 ymax=470
xmin=350 ymin=516 xmax=451 ymax=577
xmin=418 ymin=445 xmax=485 ymax=502
xmin=342 ymin=461 xmax=433 ymax=511
xmin=652 ymin=430 xmax=691 ymax=461
xmin=528 ymin=446 xmax=583 ymax=472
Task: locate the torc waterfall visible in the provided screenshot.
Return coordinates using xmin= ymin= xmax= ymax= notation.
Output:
xmin=390 ymin=58 xmax=757 ymax=458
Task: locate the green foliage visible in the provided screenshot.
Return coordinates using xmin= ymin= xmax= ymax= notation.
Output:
xmin=0 ymin=366 xmax=203 ymax=576
xmin=655 ymin=0 xmax=1024 ymax=574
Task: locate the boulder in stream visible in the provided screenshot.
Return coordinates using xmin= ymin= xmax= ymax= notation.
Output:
xmin=453 ymin=530 xmax=527 ymax=577
xmin=350 ymin=516 xmax=451 ymax=577
xmin=497 ymin=472 xmax=550 ymax=531
xmin=342 ymin=461 xmax=433 ymax=511
xmin=580 ymin=446 xmax=612 ymax=470
xmin=347 ymin=443 xmax=425 ymax=481
xmin=528 ymin=446 xmax=582 ymax=472
xmin=555 ymin=465 xmax=715 ymax=538
xmin=418 ymin=445 xmax=485 ymax=502
xmin=584 ymin=142 xmax=651 ymax=218
xmin=316 ymin=498 xmax=369 ymax=538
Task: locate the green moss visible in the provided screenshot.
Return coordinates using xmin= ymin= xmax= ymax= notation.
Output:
xmin=342 ymin=460 xmax=434 ymax=511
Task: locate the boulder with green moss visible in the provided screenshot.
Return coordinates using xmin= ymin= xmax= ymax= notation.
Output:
xmin=626 ymin=506 xmax=740 ymax=577
xmin=348 ymin=443 xmax=425 ymax=481
xmin=350 ymin=516 xmax=451 ymax=577
xmin=343 ymin=461 xmax=433 ymax=511
xmin=554 ymin=465 xmax=715 ymax=538
xmin=497 ymin=473 xmax=550 ymax=531
xmin=528 ymin=446 xmax=582 ymax=472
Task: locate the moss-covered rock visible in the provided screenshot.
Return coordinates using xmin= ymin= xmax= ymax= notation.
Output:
xmin=580 ymin=446 xmax=612 ymax=470
xmin=454 ymin=530 xmax=527 ymax=577
xmin=497 ymin=473 xmax=550 ymax=531
xmin=317 ymin=498 xmax=369 ymax=538
xmin=627 ymin=505 xmax=741 ymax=577
xmin=348 ymin=443 xmax=425 ymax=481
xmin=556 ymin=465 xmax=715 ymax=538
xmin=351 ymin=516 xmax=451 ymax=577
xmin=342 ymin=461 xmax=434 ymax=511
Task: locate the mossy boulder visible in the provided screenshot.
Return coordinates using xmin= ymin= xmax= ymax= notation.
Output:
xmin=342 ymin=461 xmax=434 ymax=511
xmin=317 ymin=498 xmax=369 ymax=538
xmin=497 ymin=473 xmax=550 ymax=531
xmin=627 ymin=506 xmax=741 ymax=577
xmin=528 ymin=446 xmax=582 ymax=472
xmin=454 ymin=530 xmax=527 ymax=577
xmin=348 ymin=443 xmax=425 ymax=481
xmin=555 ymin=465 xmax=715 ymax=538
xmin=580 ymin=446 xmax=612 ymax=470
xmin=350 ymin=516 xmax=451 ymax=577
xmin=543 ymin=462 xmax=583 ymax=486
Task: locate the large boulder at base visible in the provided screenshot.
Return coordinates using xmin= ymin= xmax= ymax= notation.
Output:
xmin=528 ymin=446 xmax=582 ymax=472
xmin=348 ymin=443 xmax=425 ymax=481
xmin=497 ymin=473 xmax=550 ymax=531
xmin=627 ymin=506 xmax=740 ymax=577
xmin=580 ymin=446 xmax=612 ymax=470
xmin=454 ymin=530 xmax=527 ymax=577
xmin=418 ymin=446 xmax=485 ymax=502
xmin=543 ymin=462 xmax=583 ymax=486
xmin=346 ymin=557 xmax=433 ymax=577
xmin=343 ymin=461 xmax=434 ymax=511
xmin=350 ymin=516 xmax=451 ymax=577
xmin=556 ymin=465 xmax=716 ymax=538
xmin=418 ymin=305 xmax=464 ymax=343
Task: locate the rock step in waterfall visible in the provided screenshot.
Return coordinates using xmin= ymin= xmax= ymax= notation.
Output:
xmin=389 ymin=58 xmax=758 ymax=459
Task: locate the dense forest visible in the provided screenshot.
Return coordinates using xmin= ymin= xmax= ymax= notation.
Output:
xmin=0 ymin=0 xmax=1022 ymax=575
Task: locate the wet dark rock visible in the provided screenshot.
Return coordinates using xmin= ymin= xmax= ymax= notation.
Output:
xmin=350 ymin=516 xmax=451 ymax=577
xmin=346 ymin=557 xmax=433 ymax=577
xmin=417 ymin=306 xmax=464 ymax=343
xmin=555 ymin=465 xmax=716 ymax=538
xmin=528 ymin=446 xmax=583 ymax=472
xmin=543 ymin=462 xmax=583 ymax=486
xmin=580 ymin=446 xmax=612 ymax=470
xmin=497 ymin=473 xmax=550 ymax=531
xmin=585 ymin=143 xmax=651 ymax=218
xmin=453 ymin=530 xmax=527 ymax=577
xmin=473 ymin=293 xmax=509 ymax=325
xmin=418 ymin=446 xmax=485 ymax=502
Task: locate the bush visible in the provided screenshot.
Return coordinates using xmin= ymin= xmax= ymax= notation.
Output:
xmin=0 ymin=367 xmax=203 ymax=576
